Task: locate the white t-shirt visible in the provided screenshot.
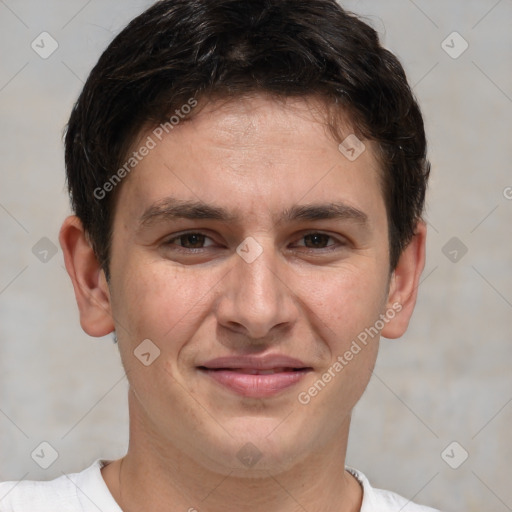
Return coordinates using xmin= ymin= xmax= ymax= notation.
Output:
xmin=0 ymin=460 xmax=441 ymax=511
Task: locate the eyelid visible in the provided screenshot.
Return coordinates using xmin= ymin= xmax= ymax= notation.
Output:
xmin=291 ymin=230 xmax=348 ymax=251
xmin=164 ymin=231 xmax=218 ymax=249
xmin=163 ymin=229 xmax=347 ymax=252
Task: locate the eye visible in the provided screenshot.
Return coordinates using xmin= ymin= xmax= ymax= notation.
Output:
xmin=293 ymin=232 xmax=345 ymax=251
xmin=300 ymin=233 xmax=333 ymax=249
xmin=164 ymin=232 xmax=215 ymax=250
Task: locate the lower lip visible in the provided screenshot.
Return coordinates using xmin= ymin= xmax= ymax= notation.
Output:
xmin=199 ymin=369 xmax=311 ymax=398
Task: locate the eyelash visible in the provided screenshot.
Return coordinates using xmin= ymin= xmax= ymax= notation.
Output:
xmin=163 ymin=231 xmax=346 ymax=253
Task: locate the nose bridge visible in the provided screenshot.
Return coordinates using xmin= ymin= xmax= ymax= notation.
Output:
xmin=238 ymin=239 xmax=280 ymax=301
xmin=217 ymin=236 xmax=295 ymax=339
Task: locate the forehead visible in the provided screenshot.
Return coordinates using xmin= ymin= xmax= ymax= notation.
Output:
xmin=171 ymin=94 xmax=361 ymax=153
xmin=113 ymin=95 xmax=385 ymax=229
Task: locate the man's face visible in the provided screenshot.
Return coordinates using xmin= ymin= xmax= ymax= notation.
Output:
xmin=107 ymin=95 xmax=393 ymax=474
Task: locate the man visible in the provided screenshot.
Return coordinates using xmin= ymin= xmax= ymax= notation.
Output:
xmin=0 ymin=0 xmax=440 ymax=510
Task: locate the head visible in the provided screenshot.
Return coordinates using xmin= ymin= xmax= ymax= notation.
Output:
xmin=64 ymin=0 xmax=429 ymax=281
xmin=60 ymin=0 xmax=429 ymax=475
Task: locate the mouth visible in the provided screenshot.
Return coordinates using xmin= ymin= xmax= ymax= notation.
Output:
xmin=199 ymin=367 xmax=309 ymax=374
xmin=197 ymin=356 xmax=313 ymax=397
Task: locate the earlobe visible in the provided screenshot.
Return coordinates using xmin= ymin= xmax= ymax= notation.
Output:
xmin=381 ymin=221 xmax=427 ymax=340
xmin=59 ymin=215 xmax=115 ymax=337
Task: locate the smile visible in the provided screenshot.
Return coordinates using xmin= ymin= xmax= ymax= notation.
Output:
xmin=197 ymin=357 xmax=313 ymax=398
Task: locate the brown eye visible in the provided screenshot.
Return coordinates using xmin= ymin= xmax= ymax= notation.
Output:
xmin=302 ymin=233 xmax=332 ymax=249
xmin=177 ymin=233 xmax=207 ymax=248
xmin=165 ymin=232 xmax=214 ymax=250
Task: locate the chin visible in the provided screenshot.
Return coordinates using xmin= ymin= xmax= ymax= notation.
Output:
xmin=193 ymin=425 xmax=312 ymax=478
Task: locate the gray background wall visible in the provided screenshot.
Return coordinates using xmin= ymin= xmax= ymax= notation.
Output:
xmin=0 ymin=1 xmax=511 ymax=511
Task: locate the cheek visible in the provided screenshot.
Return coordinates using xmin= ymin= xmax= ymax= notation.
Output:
xmin=300 ymin=268 xmax=384 ymax=418
xmin=324 ymin=265 xmax=387 ymax=390
xmin=111 ymin=262 xmax=212 ymax=409
xmin=112 ymin=260 xmax=210 ymax=355
xmin=303 ymin=261 xmax=389 ymax=341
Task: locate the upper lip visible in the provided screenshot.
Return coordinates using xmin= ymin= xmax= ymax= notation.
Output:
xmin=198 ymin=354 xmax=311 ymax=370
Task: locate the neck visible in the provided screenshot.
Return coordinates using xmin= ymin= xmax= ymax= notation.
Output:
xmin=102 ymin=391 xmax=363 ymax=512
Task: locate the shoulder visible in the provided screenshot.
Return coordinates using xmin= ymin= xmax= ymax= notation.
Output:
xmin=0 ymin=472 xmax=81 ymax=512
xmin=346 ymin=467 xmax=442 ymax=512
xmin=0 ymin=460 xmax=120 ymax=512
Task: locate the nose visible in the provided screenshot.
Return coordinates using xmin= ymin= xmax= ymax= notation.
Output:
xmin=215 ymin=238 xmax=298 ymax=341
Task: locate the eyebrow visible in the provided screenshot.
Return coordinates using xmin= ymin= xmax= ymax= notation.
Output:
xmin=282 ymin=202 xmax=368 ymax=226
xmin=137 ymin=196 xmax=369 ymax=231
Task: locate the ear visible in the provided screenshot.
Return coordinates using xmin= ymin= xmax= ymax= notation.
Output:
xmin=59 ymin=215 xmax=115 ymax=337
xmin=381 ymin=220 xmax=427 ymax=339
